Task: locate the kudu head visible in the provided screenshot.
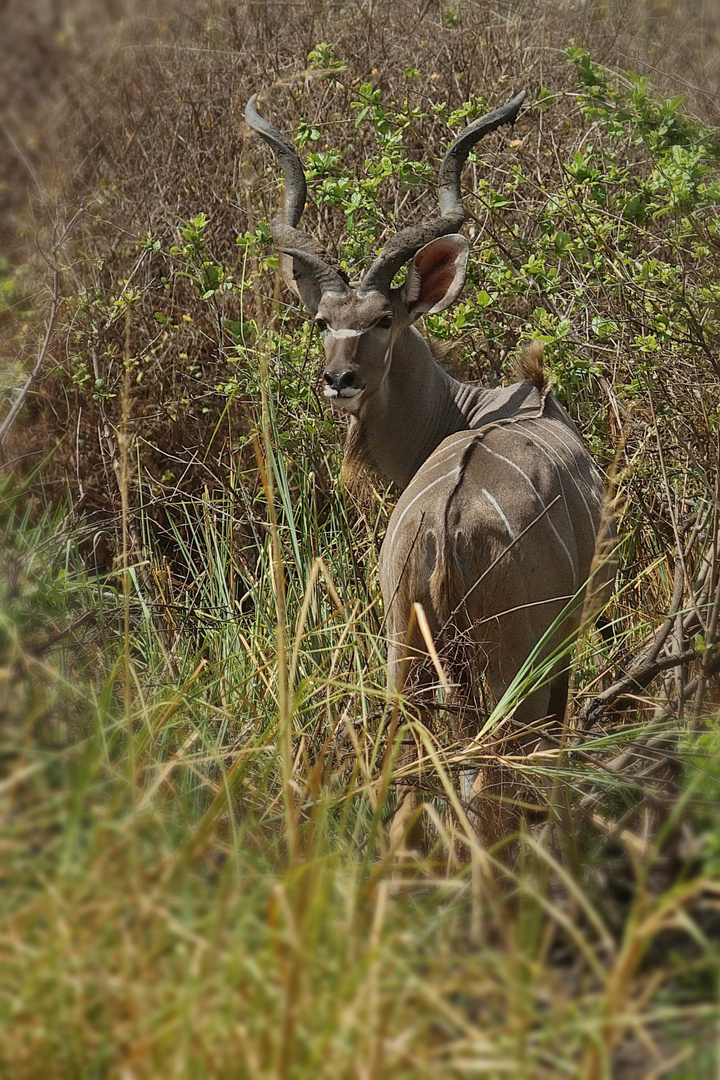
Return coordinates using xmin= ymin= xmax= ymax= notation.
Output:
xmin=245 ymin=91 xmax=525 ymax=414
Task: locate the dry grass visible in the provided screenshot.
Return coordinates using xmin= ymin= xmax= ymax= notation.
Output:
xmin=1 ymin=460 xmax=718 ymax=1078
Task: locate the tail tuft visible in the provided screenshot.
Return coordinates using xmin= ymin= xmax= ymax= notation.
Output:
xmin=514 ymin=340 xmax=548 ymax=391
xmin=429 ymin=540 xmax=466 ymax=628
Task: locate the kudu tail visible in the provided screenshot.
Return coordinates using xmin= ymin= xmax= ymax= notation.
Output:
xmin=428 ymin=530 xmax=467 ymax=631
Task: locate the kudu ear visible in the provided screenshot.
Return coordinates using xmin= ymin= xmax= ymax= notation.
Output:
xmin=401 ymin=234 xmax=469 ymax=318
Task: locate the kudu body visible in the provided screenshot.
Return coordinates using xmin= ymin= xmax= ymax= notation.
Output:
xmin=246 ymin=92 xmax=612 ymax=839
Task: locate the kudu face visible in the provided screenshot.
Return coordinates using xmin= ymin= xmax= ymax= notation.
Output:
xmin=315 ymin=235 xmax=469 ymax=414
xmin=244 ymin=92 xmax=524 ymax=413
xmin=314 ymin=288 xmax=394 ymax=414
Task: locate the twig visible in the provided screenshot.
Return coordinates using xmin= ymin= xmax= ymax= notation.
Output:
xmin=576 ymin=646 xmax=710 ymax=733
xmin=0 ymin=259 xmax=60 ymax=458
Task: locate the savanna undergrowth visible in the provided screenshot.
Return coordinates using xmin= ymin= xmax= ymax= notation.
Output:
xmin=3 ymin=1 xmax=720 ymax=1076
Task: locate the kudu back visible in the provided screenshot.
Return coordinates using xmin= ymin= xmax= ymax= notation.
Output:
xmin=246 ymin=91 xmax=614 ymax=834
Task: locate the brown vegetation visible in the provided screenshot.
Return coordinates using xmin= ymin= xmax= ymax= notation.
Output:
xmin=1 ymin=0 xmax=719 ymax=545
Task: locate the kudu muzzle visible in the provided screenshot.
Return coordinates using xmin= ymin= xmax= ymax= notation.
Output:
xmin=324 ymin=369 xmax=358 ymax=393
xmin=322 ymin=330 xmax=364 ymax=399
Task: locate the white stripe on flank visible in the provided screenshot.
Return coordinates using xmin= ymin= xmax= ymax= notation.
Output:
xmin=536 ymin=421 xmax=605 ymax=495
xmin=515 ymin=426 xmax=575 ymax=537
xmin=403 ymin=442 xmax=464 ymax=492
xmin=400 ymin=431 xmax=480 ymax=494
xmin=406 ymin=431 xmax=470 ymax=476
xmin=479 ymin=442 xmax=578 ymax=587
xmin=386 ymin=466 xmax=459 ymax=558
xmin=482 ymin=488 xmax=516 ymax=540
xmin=521 ymin=422 xmax=601 ymax=530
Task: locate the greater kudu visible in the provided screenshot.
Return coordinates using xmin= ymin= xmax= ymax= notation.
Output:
xmin=246 ymin=92 xmax=613 ymax=841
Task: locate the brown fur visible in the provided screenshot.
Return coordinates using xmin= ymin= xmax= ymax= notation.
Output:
xmin=340 ymin=416 xmax=389 ymax=493
xmin=428 ymin=532 xmax=466 ymax=631
xmin=428 ymin=434 xmax=484 ymax=628
xmin=513 ymin=340 xmax=549 ymax=392
xmin=343 ymin=341 xmax=550 ymax=492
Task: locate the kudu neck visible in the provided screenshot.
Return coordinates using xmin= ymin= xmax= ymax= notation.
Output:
xmin=356 ymin=325 xmax=483 ymax=490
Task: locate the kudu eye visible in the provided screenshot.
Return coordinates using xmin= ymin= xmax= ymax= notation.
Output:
xmin=315 ymin=318 xmax=328 ymax=333
xmin=376 ymin=314 xmax=393 ymax=329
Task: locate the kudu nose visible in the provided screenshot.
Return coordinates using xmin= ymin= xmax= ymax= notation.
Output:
xmin=324 ymin=370 xmax=356 ymax=392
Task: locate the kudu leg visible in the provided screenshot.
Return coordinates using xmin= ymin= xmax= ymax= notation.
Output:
xmin=459 ymin=626 xmax=563 ymax=850
xmin=546 ymin=668 xmax=570 ymax=727
xmin=479 ymin=645 xmax=579 ymax=849
xmin=386 ymin=636 xmax=431 ymax=858
xmin=389 ymin=756 xmax=423 ymax=856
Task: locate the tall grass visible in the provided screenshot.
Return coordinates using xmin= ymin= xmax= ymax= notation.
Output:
xmin=2 ymin=2 xmax=720 ymax=1073
xmin=1 ymin=334 xmax=718 ymax=1076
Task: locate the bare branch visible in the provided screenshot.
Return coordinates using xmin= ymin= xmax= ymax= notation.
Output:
xmin=576 ymin=645 xmax=714 ymax=733
xmin=0 ymin=259 xmax=60 ymax=459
